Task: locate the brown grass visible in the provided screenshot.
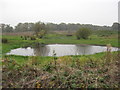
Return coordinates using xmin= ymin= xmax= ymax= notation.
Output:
xmin=2 ymin=32 xmax=34 ymax=36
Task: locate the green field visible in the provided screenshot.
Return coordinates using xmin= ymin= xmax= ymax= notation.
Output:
xmin=2 ymin=31 xmax=119 ymax=54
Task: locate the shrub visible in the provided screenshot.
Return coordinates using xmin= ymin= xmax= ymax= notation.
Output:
xmin=20 ymin=36 xmax=23 ymax=38
xmin=66 ymin=34 xmax=73 ymax=37
xmin=30 ymin=37 xmax=36 ymax=40
xmin=38 ymin=30 xmax=47 ymax=39
xmin=2 ymin=38 xmax=8 ymax=43
xmin=76 ymin=28 xmax=92 ymax=39
xmin=21 ymin=36 xmax=27 ymax=40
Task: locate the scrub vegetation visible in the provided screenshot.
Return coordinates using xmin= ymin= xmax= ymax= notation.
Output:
xmin=2 ymin=51 xmax=120 ymax=88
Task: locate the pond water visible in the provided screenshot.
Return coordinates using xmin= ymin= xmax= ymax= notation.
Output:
xmin=6 ymin=44 xmax=119 ymax=57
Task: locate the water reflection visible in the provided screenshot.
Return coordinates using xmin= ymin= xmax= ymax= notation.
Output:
xmin=75 ymin=45 xmax=108 ymax=55
xmin=6 ymin=44 xmax=118 ymax=57
xmin=34 ymin=44 xmax=50 ymax=56
xmin=75 ymin=45 xmax=92 ymax=55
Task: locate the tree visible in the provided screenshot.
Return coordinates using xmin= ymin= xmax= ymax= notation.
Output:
xmin=15 ymin=23 xmax=34 ymax=32
xmin=1 ymin=24 xmax=5 ymax=32
xmin=1 ymin=24 xmax=13 ymax=32
xmin=112 ymin=22 xmax=120 ymax=30
xmin=5 ymin=25 xmax=13 ymax=32
xmin=33 ymin=22 xmax=46 ymax=38
xmin=76 ymin=28 xmax=92 ymax=39
xmin=15 ymin=23 xmax=23 ymax=32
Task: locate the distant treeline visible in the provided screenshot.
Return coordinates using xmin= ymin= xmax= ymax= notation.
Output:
xmin=1 ymin=22 xmax=120 ymax=33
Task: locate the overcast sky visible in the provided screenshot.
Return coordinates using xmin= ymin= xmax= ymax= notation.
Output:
xmin=0 ymin=0 xmax=119 ymax=26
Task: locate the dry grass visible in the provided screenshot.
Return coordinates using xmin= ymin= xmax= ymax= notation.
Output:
xmin=2 ymin=32 xmax=34 ymax=36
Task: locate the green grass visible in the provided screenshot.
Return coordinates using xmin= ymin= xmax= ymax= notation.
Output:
xmin=42 ymin=34 xmax=119 ymax=47
xmin=2 ymin=51 xmax=117 ymax=65
xmin=2 ymin=35 xmax=37 ymax=54
xmin=2 ymin=55 xmax=53 ymax=66
xmin=2 ymin=33 xmax=119 ymax=54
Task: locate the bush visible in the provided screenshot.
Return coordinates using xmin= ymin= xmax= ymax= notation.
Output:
xmin=76 ymin=28 xmax=92 ymax=39
xmin=2 ymin=38 xmax=8 ymax=43
xmin=30 ymin=37 xmax=36 ymax=40
xmin=38 ymin=30 xmax=47 ymax=39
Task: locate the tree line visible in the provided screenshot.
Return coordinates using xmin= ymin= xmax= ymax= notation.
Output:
xmin=1 ymin=22 xmax=120 ymax=33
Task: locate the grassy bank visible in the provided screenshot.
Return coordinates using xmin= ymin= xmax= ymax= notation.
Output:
xmin=2 ymin=35 xmax=37 ymax=54
xmin=2 ymin=33 xmax=119 ymax=54
xmin=42 ymin=34 xmax=118 ymax=47
xmin=2 ymin=51 xmax=105 ymax=65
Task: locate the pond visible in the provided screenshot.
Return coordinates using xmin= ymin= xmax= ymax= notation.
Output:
xmin=6 ymin=44 xmax=119 ymax=57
